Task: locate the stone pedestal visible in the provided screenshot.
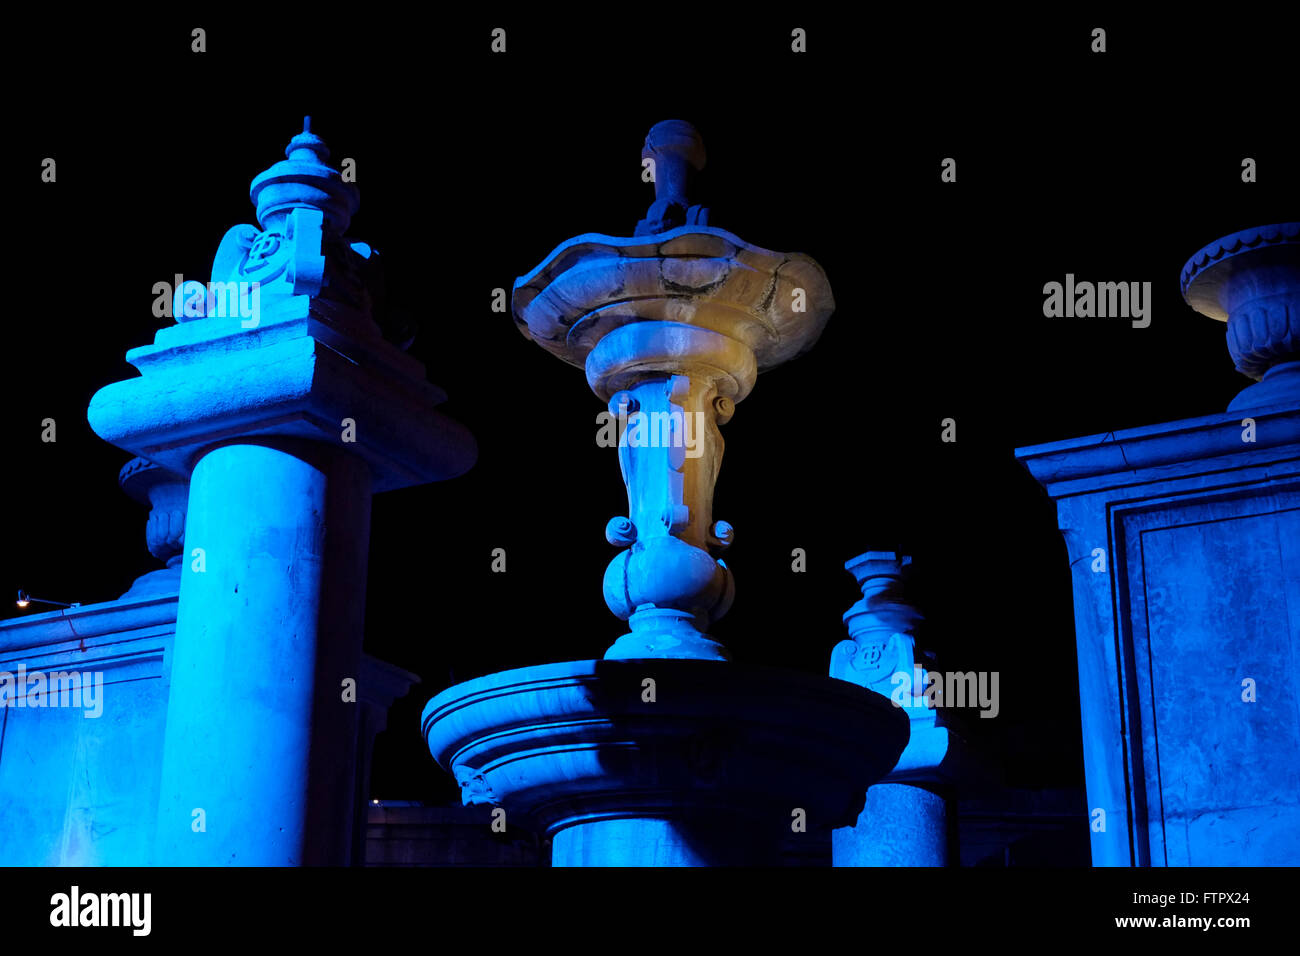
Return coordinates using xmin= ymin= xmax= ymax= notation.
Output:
xmin=835 ymin=784 xmax=950 ymax=867
xmin=352 ymin=656 xmax=419 ymax=866
xmin=829 ymin=552 xmax=965 ymax=867
xmin=1016 ymin=223 xmax=1300 ymax=866
xmin=88 ymin=123 xmax=475 ymax=864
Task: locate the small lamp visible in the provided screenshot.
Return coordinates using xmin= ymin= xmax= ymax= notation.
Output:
xmin=15 ymin=589 xmax=80 ymax=610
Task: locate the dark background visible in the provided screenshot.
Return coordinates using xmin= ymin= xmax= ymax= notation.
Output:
xmin=5 ymin=12 xmax=1295 ymax=831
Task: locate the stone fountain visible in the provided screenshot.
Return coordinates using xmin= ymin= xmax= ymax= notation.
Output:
xmin=422 ymin=120 xmax=909 ymax=866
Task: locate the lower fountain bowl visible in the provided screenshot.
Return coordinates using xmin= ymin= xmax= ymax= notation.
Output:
xmin=422 ymin=658 xmax=909 ymax=865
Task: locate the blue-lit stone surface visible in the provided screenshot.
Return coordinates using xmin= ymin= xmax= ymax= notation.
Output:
xmin=0 ymin=123 xmax=472 ymax=866
xmin=1018 ymin=224 xmax=1300 ymax=866
xmin=422 ymin=658 xmax=908 ymax=866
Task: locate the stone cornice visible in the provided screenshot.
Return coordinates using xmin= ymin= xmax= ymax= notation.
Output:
xmin=89 ymin=310 xmax=474 ymax=492
xmin=1015 ymin=402 xmax=1300 ymax=500
xmin=0 ymin=593 xmax=180 ymax=653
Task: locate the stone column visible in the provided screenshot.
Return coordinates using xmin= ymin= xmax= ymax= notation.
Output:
xmin=89 ymin=122 xmax=475 ymax=865
xmin=425 ymin=121 xmax=909 ymax=867
xmin=829 ymin=552 xmax=962 ymax=866
xmin=1016 ymin=223 xmax=1300 ymax=865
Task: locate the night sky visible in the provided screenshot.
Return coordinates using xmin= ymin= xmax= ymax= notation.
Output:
xmin=7 ymin=13 xmax=1295 ymax=818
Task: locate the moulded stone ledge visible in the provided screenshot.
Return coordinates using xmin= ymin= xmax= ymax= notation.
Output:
xmin=89 ymin=320 xmax=475 ymax=492
xmin=0 ymin=594 xmax=180 ymax=653
xmin=1016 ymin=403 xmax=1300 ymax=499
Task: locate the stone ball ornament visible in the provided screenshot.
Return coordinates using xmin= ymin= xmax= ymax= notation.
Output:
xmin=419 ymin=119 xmax=920 ymax=866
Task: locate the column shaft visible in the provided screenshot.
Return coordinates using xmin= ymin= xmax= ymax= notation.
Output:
xmin=154 ymin=441 xmax=372 ymax=865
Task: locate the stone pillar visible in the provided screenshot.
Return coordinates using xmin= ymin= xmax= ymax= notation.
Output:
xmin=89 ymin=122 xmax=475 ymax=865
xmin=829 ymin=552 xmax=962 ymax=867
xmin=1016 ymin=223 xmax=1300 ymax=865
xmin=593 ymin=322 xmax=750 ymax=661
xmin=425 ymin=121 xmax=909 ymax=867
xmin=848 ymin=785 xmax=950 ymax=866
xmin=352 ymin=655 xmax=419 ymax=866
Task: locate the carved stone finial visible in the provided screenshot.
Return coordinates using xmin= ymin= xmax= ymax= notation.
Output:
xmin=172 ymin=123 xmax=389 ymax=338
xmin=249 ymin=122 xmax=358 ymax=236
xmin=636 ymin=120 xmax=709 ymax=236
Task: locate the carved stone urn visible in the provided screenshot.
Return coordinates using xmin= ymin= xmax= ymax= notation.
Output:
xmin=117 ymin=457 xmax=188 ymax=600
xmin=1181 ymin=222 xmax=1300 ymax=411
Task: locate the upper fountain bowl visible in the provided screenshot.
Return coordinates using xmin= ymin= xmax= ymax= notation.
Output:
xmin=511 ymin=225 xmax=835 ymax=372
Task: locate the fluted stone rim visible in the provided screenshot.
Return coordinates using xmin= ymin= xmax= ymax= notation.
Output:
xmin=1180 ymin=222 xmax=1300 ymax=316
xmin=118 ymin=456 xmax=184 ymax=504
